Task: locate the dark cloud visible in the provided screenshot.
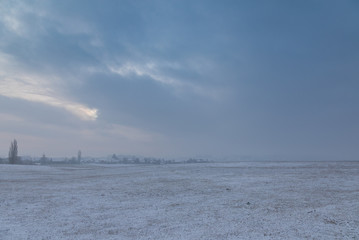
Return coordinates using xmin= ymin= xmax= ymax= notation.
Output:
xmin=0 ymin=0 xmax=358 ymax=159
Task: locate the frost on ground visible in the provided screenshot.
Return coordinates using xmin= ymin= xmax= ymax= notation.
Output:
xmin=0 ymin=162 xmax=358 ymax=240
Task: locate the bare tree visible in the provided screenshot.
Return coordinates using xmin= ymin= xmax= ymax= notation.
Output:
xmin=9 ymin=139 xmax=18 ymax=164
xmin=77 ymin=150 xmax=81 ymax=163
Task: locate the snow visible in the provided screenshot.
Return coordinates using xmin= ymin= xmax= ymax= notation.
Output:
xmin=1 ymin=162 xmax=358 ymax=239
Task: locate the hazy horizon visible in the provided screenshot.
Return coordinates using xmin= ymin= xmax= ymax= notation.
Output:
xmin=1 ymin=1 xmax=358 ymax=160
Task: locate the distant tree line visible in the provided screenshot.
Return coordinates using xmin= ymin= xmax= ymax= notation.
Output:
xmin=103 ymin=154 xmax=210 ymax=165
xmin=0 ymin=139 xmax=83 ymax=165
xmin=1 ymin=139 xmax=211 ymax=165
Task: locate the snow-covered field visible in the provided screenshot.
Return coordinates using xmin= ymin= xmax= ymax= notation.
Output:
xmin=1 ymin=161 xmax=358 ymax=239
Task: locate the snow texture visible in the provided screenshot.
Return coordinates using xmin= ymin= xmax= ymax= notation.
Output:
xmin=1 ymin=162 xmax=358 ymax=239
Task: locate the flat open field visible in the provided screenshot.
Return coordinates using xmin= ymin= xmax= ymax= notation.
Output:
xmin=1 ymin=162 xmax=358 ymax=239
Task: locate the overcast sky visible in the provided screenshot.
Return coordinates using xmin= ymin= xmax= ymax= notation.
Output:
xmin=0 ymin=0 xmax=358 ymax=160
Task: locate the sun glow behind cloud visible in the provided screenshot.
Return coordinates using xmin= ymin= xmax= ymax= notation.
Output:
xmin=0 ymin=53 xmax=98 ymax=121
xmin=0 ymin=78 xmax=98 ymax=121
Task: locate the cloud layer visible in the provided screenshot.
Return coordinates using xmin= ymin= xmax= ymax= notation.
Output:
xmin=0 ymin=0 xmax=358 ymax=159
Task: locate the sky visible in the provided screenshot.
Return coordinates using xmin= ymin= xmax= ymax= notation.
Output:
xmin=0 ymin=0 xmax=358 ymax=160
